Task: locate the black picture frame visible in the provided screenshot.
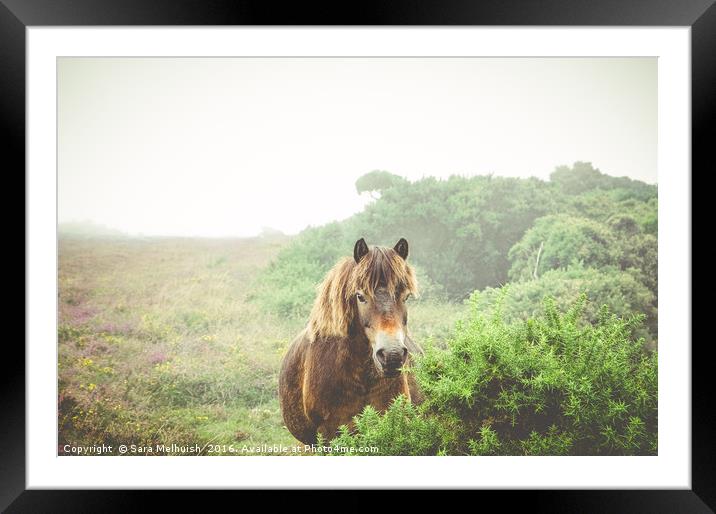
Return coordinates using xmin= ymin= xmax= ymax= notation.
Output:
xmin=5 ymin=0 xmax=711 ymax=511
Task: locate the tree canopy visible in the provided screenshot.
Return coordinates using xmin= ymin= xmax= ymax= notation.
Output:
xmin=355 ymin=170 xmax=407 ymax=197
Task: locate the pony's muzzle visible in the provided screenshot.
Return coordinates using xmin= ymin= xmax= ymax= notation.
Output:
xmin=374 ymin=332 xmax=408 ymax=376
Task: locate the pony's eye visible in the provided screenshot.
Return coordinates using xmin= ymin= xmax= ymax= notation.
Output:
xmin=405 ymin=293 xmax=413 ymax=301
xmin=356 ymin=293 xmax=366 ymax=303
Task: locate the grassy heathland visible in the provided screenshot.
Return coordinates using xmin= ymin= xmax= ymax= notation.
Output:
xmin=57 ymin=235 xmax=466 ymax=455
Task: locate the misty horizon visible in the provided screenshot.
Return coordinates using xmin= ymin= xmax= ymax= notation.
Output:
xmin=59 ymin=57 xmax=656 ymax=238
xmin=59 ymin=165 xmax=656 ymax=238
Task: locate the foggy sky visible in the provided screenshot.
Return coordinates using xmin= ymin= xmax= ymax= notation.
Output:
xmin=58 ymin=57 xmax=657 ymax=237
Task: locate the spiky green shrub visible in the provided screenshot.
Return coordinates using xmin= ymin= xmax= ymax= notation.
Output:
xmin=472 ymin=265 xmax=657 ymax=343
xmin=508 ymin=214 xmax=617 ymax=282
xmin=331 ymin=294 xmax=657 ymax=455
xmin=329 ymin=396 xmax=454 ymax=455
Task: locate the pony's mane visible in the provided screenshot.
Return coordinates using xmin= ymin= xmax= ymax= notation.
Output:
xmin=307 ymin=246 xmax=418 ymax=342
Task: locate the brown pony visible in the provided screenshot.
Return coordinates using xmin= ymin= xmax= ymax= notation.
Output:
xmin=278 ymin=238 xmax=423 ymax=444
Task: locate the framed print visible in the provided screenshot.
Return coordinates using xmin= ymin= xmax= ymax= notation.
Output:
xmin=5 ymin=0 xmax=713 ymax=510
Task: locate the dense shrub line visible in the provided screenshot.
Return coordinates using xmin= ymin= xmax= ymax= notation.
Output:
xmin=251 ymin=162 xmax=657 ymax=342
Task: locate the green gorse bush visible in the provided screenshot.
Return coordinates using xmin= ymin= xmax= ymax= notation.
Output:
xmin=331 ymin=294 xmax=657 ymax=455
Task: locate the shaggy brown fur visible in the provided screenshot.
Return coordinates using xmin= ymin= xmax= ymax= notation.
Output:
xmin=279 ymin=241 xmax=422 ymax=444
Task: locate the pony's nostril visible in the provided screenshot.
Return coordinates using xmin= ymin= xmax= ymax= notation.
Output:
xmin=402 ymin=347 xmax=408 ymax=361
xmin=376 ymin=349 xmax=386 ymax=365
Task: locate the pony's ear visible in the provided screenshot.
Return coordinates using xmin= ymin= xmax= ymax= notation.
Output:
xmin=354 ymin=238 xmax=369 ymax=263
xmin=394 ymin=238 xmax=409 ymax=260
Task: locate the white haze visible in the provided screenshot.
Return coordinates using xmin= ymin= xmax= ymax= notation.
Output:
xmin=58 ymin=57 xmax=656 ymax=237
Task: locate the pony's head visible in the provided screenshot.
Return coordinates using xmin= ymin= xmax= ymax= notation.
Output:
xmin=307 ymin=238 xmax=418 ymax=377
